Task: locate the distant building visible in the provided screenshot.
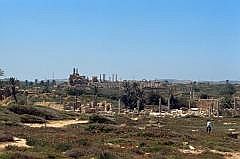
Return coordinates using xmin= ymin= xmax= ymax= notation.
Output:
xmin=69 ymin=68 xmax=88 ymax=86
xmin=92 ymin=76 xmax=98 ymax=83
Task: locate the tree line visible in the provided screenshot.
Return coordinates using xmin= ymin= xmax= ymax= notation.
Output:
xmin=0 ymin=69 xmax=18 ymax=103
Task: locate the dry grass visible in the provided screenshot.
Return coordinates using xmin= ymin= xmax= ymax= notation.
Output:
xmin=0 ymin=108 xmax=239 ymax=158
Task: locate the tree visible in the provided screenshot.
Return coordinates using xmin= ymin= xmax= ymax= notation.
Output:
xmin=0 ymin=69 xmax=3 ymax=77
xmin=219 ymin=82 xmax=235 ymax=109
xmin=66 ymin=87 xmax=84 ymax=111
xmin=9 ymin=77 xmax=17 ymax=103
xmin=92 ymin=85 xmax=98 ymax=96
xmin=52 ymin=80 xmax=56 ymax=86
xmin=145 ymin=91 xmax=166 ymax=105
xmin=121 ymin=82 xmax=144 ymax=111
xmin=42 ymin=86 xmax=51 ymax=93
xmin=219 ymin=83 xmax=236 ymax=96
xmin=199 ymin=93 xmax=209 ymax=99
xmin=0 ymin=69 xmax=3 ymax=88
xmin=25 ymin=80 xmax=29 ymax=87
xmin=221 ymin=96 xmax=233 ymax=109
xmin=40 ymin=80 xmax=44 ymax=86
xmin=91 ymin=85 xmax=98 ymax=107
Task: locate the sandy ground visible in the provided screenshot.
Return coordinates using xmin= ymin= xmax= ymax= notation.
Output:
xmin=179 ymin=148 xmax=240 ymax=159
xmin=0 ymin=120 xmax=89 ymax=151
xmin=210 ymin=150 xmax=240 ymax=159
xmin=23 ymin=120 xmax=89 ymax=128
xmin=178 ymin=149 xmax=204 ymax=155
xmin=0 ymin=137 xmax=31 ymax=151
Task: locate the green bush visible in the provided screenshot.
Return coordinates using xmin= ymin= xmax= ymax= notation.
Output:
xmin=97 ymin=151 xmax=119 ymax=159
xmin=8 ymin=105 xmax=70 ymax=120
xmin=55 ymin=143 xmax=72 ymax=152
xmin=76 ymin=139 xmax=88 ymax=146
xmin=198 ymin=151 xmax=224 ymax=159
xmin=65 ymin=148 xmax=93 ymax=158
xmin=26 ymin=137 xmax=47 ymax=147
xmin=89 ymin=115 xmax=115 ymax=124
xmin=0 ymin=134 xmax=14 ymax=142
xmin=0 ymin=152 xmax=43 ymax=159
xmin=85 ymin=124 xmax=115 ymax=133
xmin=0 ymin=107 xmax=20 ymax=124
xmin=20 ymin=114 xmax=46 ymax=124
xmin=5 ymin=145 xmax=28 ymax=152
xmin=139 ymin=142 xmax=146 ymax=148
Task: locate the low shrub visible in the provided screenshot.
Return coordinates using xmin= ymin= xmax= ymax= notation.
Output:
xmin=20 ymin=114 xmax=46 ymax=124
xmin=0 ymin=107 xmax=21 ymax=124
xmin=5 ymin=145 xmax=28 ymax=152
xmin=76 ymin=139 xmax=88 ymax=146
xmin=26 ymin=137 xmax=47 ymax=147
xmin=85 ymin=124 xmax=115 ymax=133
xmin=96 ymin=151 xmax=119 ymax=159
xmin=8 ymin=105 xmax=70 ymax=120
xmin=0 ymin=152 xmax=43 ymax=159
xmin=0 ymin=134 xmax=14 ymax=142
xmin=139 ymin=142 xmax=146 ymax=148
xmin=3 ymin=121 xmax=20 ymax=126
xmin=65 ymin=148 xmax=92 ymax=158
xmin=89 ymin=115 xmax=115 ymax=124
xmin=55 ymin=143 xmax=72 ymax=152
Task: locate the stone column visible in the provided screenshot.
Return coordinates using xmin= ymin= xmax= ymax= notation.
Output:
xmin=118 ymin=98 xmax=121 ymax=114
xmin=159 ymin=97 xmax=162 ymax=114
xmin=168 ymin=96 xmax=171 ymax=111
xmin=137 ymin=100 xmax=140 ymax=113
xmin=216 ymin=100 xmax=219 ymax=118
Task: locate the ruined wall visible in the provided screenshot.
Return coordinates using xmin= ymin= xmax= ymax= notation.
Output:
xmin=235 ymin=98 xmax=240 ymax=111
xmin=195 ymin=99 xmax=218 ymax=116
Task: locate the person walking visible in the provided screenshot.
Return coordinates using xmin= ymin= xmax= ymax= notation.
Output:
xmin=206 ymin=120 xmax=212 ymax=134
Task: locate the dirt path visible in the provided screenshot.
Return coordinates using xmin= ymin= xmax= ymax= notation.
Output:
xmin=178 ymin=149 xmax=204 ymax=155
xmin=24 ymin=120 xmax=89 ymax=128
xmin=0 ymin=137 xmax=31 ymax=151
xmin=210 ymin=150 xmax=240 ymax=159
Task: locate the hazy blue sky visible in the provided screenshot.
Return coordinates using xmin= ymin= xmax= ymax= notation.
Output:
xmin=0 ymin=0 xmax=240 ymax=81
